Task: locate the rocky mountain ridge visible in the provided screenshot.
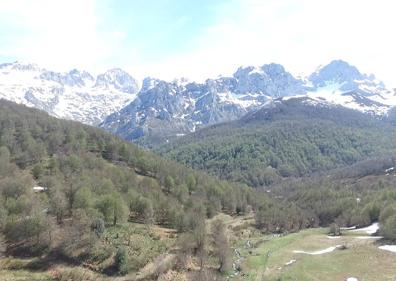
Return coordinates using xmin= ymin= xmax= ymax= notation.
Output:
xmin=0 ymin=62 xmax=139 ymax=125
xmin=101 ymin=60 xmax=394 ymax=142
xmin=0 ymin=60 xmax=394 ymax=142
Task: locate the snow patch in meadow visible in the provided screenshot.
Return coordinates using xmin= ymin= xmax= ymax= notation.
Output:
xmin=341 ymin=226 xmax=356 ymax=230
xmin=378 ymin=245 xmax=396 ymax=253
xmin=293 ymin=245 xmax=341 ymax=255
xmin=351 ymin=222 xmax=379 ymax=235
xmin=285 ymin=259 xmax=296 ymax=265
xmin=355 ymin=236 xmax=382 ymax=240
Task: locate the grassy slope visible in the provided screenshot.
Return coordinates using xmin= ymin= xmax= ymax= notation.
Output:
xmin=240 ymin=228 xmax=396 ymax=281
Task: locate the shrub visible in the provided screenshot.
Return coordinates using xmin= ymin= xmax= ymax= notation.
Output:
xmin=382 ymin=215 xmax=396 ymax=241
xmin=328 ymin=223 xmax=341 ymax=236
xmin=114 ymin=247 xmax=128 ymax=275
xmin=91 ymin=218 xmax=105 ymax=238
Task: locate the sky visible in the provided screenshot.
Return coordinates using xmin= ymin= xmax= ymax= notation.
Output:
xmin=0 ymin=0 xmax=395 ymax=87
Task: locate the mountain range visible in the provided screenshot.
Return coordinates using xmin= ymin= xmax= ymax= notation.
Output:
xmin=0 ymin=60 xmax=395 ymax=143
xmin=0 ymin=62 xmax=139 ymax=125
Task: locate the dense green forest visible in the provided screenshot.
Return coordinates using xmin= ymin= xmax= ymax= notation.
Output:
xmin=1 ymin=99 xmax=396 ymax=280
xmin=158 ymin=98 xmax=396 ymax=187
xmin=262 ymin=154 xmax=396 ymax=235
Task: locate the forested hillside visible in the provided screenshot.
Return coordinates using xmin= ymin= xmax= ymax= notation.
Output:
xmin=158 ymin=98 xmax=396 ymax=187
xmin=263 ymin=153 xmax=396 ymax=239
xmin=0 ymin=99 xmax=257 ymax=278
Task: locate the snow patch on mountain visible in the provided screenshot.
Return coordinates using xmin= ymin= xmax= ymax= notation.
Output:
xmin=301 ymin=60 xmax=394 ymax=115
xmin=0 ymin=62 xmax=138 ymax=125
xmin=1 ymin=60 xmax=396 ymax=143
xmin=100 ymin=60 xmax=396 ymax=142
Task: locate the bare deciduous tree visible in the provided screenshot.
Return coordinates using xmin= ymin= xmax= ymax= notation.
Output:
xmin=211 ymin=219 xmax=231 ymax=273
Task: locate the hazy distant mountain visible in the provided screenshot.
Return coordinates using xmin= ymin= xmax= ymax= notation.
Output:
xmin=0 ymin=62 xmax=138 ymax=125
xmin=304 ymin=59 xmax=394 ymax=114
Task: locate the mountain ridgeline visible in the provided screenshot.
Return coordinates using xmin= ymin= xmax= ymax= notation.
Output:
xmin=157 ymin=98 xmax=396 ymax=187
xmin=0 ymin=62 xmax=139 ymax=125
xmin=1 ymin=60 xmax=395 ymax=145
xmin=101 ymin=60 xmax=395 ymax=144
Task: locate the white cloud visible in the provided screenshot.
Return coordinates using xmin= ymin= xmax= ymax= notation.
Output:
xmin=1 ymin=0 xmax=395 ymax=87
xmin=137 ymin=0 xmax=396 ymax=87
xmin=0 ymin=0 xmax=123 ymax=71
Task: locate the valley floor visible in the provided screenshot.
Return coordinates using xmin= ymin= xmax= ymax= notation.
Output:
xmin=2 ymin=215 xmax=396 ymax=281
xmin=229 ymin=221 xmax=396 ymax=281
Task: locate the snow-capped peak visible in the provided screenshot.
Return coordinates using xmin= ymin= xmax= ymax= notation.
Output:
xmin=141 ymin=77 xmax=162 ymax=92
xmin=39 ymin=69 xmax=95 ymax=87
xmin=233 ymin=63 xmax=305 ymax=98
xmin=301 ymin=60 xmax=393 ymax=115
xmin=310 ymin=60 xmax=363 ymax=85
xmin=95 ymin=68 xmax=139 ymax=94
xmin=172 ymin=77 xmax=190 ymax=86
xmin=0 ymin=63 xmax=139 ymax=125
xmin=1 ymin=59 xmax=396 ymax=143
xmin=0 ymin=61 xmax=42 ymax=72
